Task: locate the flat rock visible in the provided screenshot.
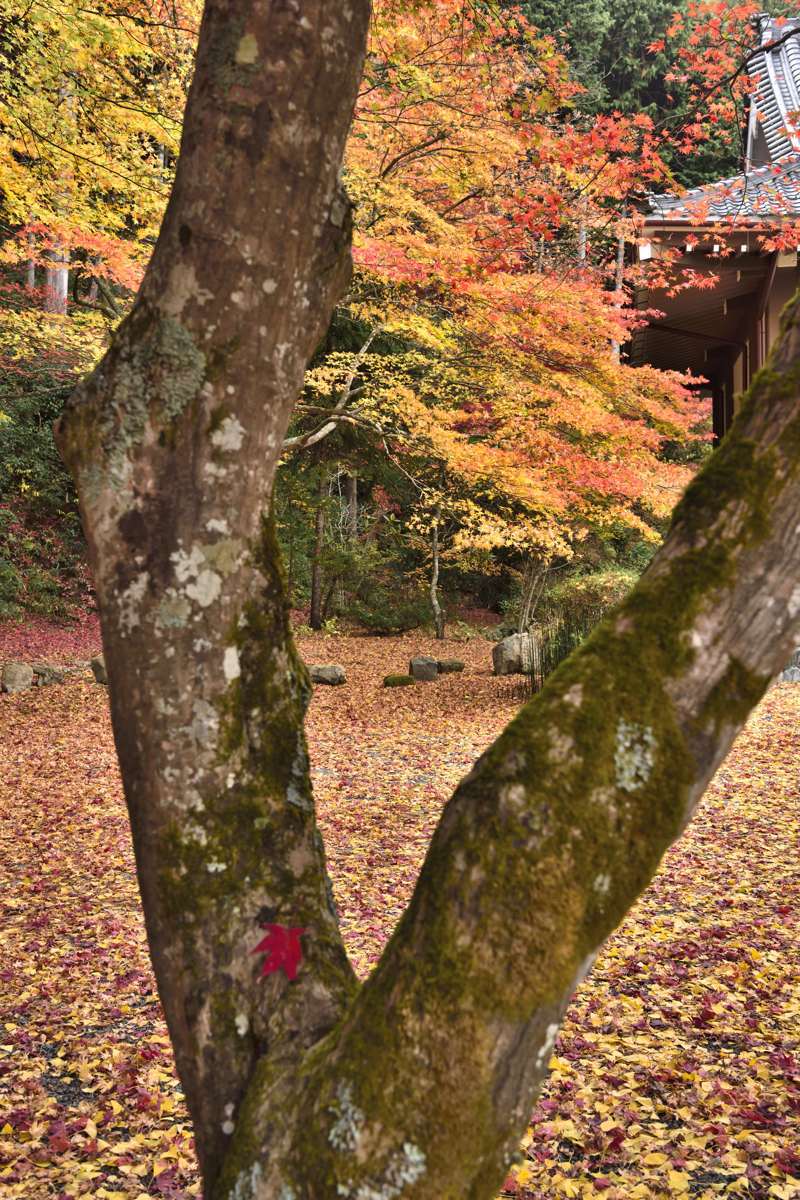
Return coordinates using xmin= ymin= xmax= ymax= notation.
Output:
xmin=436 ymin=659 xmax=465 ymax=674
xmin=409 ymin=655 xmax=438 ymax=682
xmin=2 ymin=662 xmax=34 ymax=693
xmin=309 ymin=663 xmax=346 ymax=686
xmin=383 ymin=673 xmax=415 ymax=687
xmin=90 ymin=655 xmax=108 ymax=685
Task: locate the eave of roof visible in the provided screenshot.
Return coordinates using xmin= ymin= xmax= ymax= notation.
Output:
xmin=647 ymin=154 xmax=800 ymax=223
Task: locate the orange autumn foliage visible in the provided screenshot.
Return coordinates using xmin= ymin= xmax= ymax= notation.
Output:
xmin=297 ymin=0 xmax=713 ymax=564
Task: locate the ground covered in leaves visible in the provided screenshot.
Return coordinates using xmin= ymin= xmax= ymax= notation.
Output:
xmin=0 ymin=614 xmax=100 ymax=664
xmin=1 ymin=632 xmax=799 ymax=1199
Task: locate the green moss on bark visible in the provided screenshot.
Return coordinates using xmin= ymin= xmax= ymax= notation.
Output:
xmin=56 ymin=301 xmax=206 ymax=497
xmin=255 ymin=383 xmax=793 ymax=1195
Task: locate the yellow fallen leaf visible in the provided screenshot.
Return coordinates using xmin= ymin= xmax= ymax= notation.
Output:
xmin=771 ymin=1186 xmax=800 ymax=1200
xmin=549 ymin=1056 xmax=572 ymax=1073
xmin=644 ymin=1152 xmax=668 ymax=1166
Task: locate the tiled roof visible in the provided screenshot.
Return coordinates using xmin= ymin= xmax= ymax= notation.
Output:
xmin=648 ymin=15 xmax=800 ymax=224
xmin=648 ymin=153 xmax=800 ymax=222
xmin=746 ymin=15 xmax=800 ymax=164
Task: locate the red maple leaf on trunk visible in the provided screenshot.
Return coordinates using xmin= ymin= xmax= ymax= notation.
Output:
xmin=252 ymin=924 xmax=307 ymax=980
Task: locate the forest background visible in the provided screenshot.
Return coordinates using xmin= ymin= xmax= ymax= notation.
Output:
xmin=0 ymin=0 xmax=793 ymax=645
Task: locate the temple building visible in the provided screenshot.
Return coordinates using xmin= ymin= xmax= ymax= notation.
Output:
xmin=632 ymin=13 xmax=800 ymax=440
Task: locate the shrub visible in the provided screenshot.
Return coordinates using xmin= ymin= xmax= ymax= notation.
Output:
xmin=541 ymin=565 xmax=639 ymax=624
xmin=0 ymin=556 xmax=22 ymax=620
xmin=352 ymin=588 xmax=431 ymax=636
xmin=0 ymin=301 xmax=106 ymax=617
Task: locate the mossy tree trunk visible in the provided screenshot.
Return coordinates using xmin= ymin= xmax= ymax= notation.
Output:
xmin=56 ymin=0 xmax=370 ymax=1192
xmin=56 ymin=3 xmax=800 ymax=1199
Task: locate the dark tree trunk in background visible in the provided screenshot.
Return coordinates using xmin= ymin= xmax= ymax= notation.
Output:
xmin=309 ymin=473 xmax=326 ymax=630
xmin=56 ymin=1 xmax=800 ymax=1197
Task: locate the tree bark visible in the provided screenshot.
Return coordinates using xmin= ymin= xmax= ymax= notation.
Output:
xmin=610 ymin=218 xmax=626 ymax=362
xmin=55 ymin=0 xmax=370 ymax=1191
xmin=56 ymin=2 xmax=800 ymax=1198
xmin=25 ymin=230 xmax=36 ymax=291
xmin=517 ymin=558 xmax=547 ymax=634
xmin=44 ymin=246 xmax=68 ymax=314
xmin=430 ymin=510 xmax=445 ymax=639
xmin=309 ymin=473 xmax=327 ymax=630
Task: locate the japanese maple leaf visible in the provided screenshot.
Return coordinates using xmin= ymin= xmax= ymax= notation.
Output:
xmin=252 ymin=923 xmax=307 ymax=981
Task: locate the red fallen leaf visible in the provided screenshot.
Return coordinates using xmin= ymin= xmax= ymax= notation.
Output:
xmin=252 ymin=923 xmax=307 ymax=981
xmin=47 ymin=1120 xmax=70 ymax=1153
xmin=154 ymin=1167 xmax=182 ymax=1197
xmin=605 ymin=1126 xmax=626 ymax=1152
xmin=501 ymin=1177 xmax=519 ymax=1195
xmin=775 ymin=1147 xmax=800 ymax=1175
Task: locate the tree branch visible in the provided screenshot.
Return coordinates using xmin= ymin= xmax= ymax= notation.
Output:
xmin=283 ymin=326 xmax=381 ymax=451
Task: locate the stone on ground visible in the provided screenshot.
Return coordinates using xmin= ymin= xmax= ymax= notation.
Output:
xmin=780 ymin=648 xmax=800 ymax=681
xmin=492 ymin=632 xmax=534 ymax=676
xmin=309 ymin=664 xmax=347 ymax=686
xmin=1 ymin=662 xmax=34 ymax=693
xmin=383 ymin=673 xmax=415 ymax=687
xmin=436 ymin=659 xmax=465 ymax=674
xmin=409 ymin=655 xmax=438 ymax=682
xmin=90 ymin=656 xmax=108 ymax=685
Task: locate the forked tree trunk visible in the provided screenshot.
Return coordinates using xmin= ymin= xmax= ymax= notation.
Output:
xmin=56 ymin=3 xmax=800 ymax=1198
